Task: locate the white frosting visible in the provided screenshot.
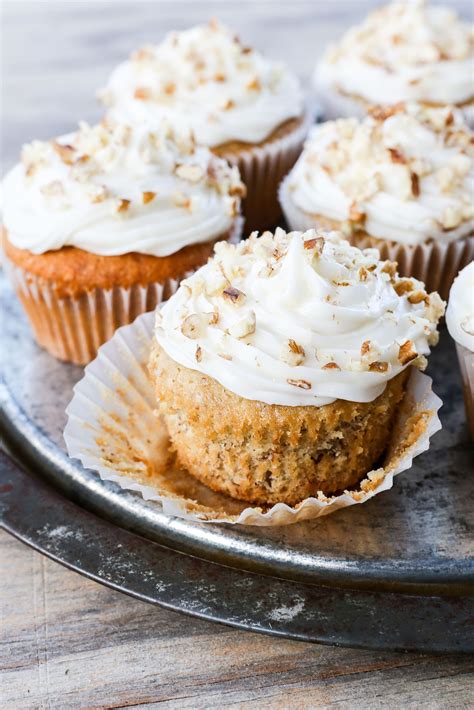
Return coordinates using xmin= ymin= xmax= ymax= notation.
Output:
xmin=316 ymin=0 xmax=474 ymax=107
xmin=100 ymin=21 xmax=304 ymax=148
xmin=155 ymin=228 xmax=444 ymax=407
xmin=284 ymin=104 xmax=474 ymax=246
xmin=2 ymin=120 xmax=244 ymax=257
xmin=446 ymin=262 xmax=474 ymax=351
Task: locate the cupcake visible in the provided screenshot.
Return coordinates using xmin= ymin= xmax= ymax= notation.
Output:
xmin=314 ymin=0 xmax=474 ymax=127
xmin=2 ymin=119 xmax=244 ymax=365
xmin=280 ymin=102 xmax=474 ymax=299
xmin=446 ymin=262 xmax=474 ymax=438
xmin=99 ymin=20 xmax=310 ymax=231
xmin=149 ymin=228 xmax=444 ymax=506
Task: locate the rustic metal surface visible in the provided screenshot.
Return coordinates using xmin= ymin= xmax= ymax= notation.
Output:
xmin=1 ymin=271 xmax=474 ymax=603
xmin=1 ymin=449 xmax=473 ymax=654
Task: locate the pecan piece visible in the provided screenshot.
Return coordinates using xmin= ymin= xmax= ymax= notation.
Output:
xmin=287 ymin=378 xmax=312 ymax=390
xmin=398 ymin=340 xmax=418 ymax=365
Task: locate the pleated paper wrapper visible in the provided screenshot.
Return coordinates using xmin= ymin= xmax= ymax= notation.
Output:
xmin=64 ymin=311 xmax=442 ymax=526
xmin=3 ymin=219 xmax=243 ymax=366
xmin=220 ymin=108 xmax=314 ymax=233
xmin=279 ymin=178 xmax=474 ymax=300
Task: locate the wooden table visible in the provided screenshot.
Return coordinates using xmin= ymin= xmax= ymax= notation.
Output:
xmin=2 ymin=531 xmax=473 ymax=708
xmin=2 ymin=1 xmax=473 ymax=706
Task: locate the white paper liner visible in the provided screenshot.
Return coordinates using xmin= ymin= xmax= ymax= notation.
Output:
xmin=280 ymin=177 xmax=474 ymax=299
xmin=64 ymin=311 xmax=442 ymax=526
xmin=219 ymin=107 xmax=313 ymax=233
xmin=3 ymin=218 xmax=243 ymax=365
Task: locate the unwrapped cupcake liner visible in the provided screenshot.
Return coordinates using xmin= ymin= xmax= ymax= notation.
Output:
xmin=280 ymin=179 xmax=474 ymax=300
xmin=220 ymin=109 xmax=313 ymax=234
xmin=455 ymin=342 xmax=474 ymax=439
xmin=3 ymin=220 xmax=243 ymax=366
xmin=64 ymin=311 xmax=442 ymax=526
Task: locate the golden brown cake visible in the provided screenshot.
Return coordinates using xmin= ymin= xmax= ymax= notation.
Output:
xmin=149 ymin=228 xmax=445 ymax=506
xmin=2 ymin=120 xmax=244 ymax=364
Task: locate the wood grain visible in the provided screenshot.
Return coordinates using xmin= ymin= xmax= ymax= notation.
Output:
xmin=1 ymin=531 xmax=473 ymax=709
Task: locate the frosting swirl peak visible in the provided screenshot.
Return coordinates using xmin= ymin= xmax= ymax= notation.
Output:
xmin=100 ymin=20 xmax=304 ymax=147
xmin=155 ymin=228 xmax=444 ymax=406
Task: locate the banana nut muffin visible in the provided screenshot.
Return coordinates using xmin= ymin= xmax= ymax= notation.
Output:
xmin=98 ymin=20 xmax=310 ymax=230
xmin=280 ymin=102 xmax=474 ymax=298
xmin=314 ymin=0 xmax=474 ymax=126
xmin=2 ymin=119 xmax=244 ymax=364
xmin=149 ymin=228 xmax=445 ymax=506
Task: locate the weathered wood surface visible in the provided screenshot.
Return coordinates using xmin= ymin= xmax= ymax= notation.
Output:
xmin=2 ymin=531 xmax=473 ymax=709
xmin=2 ymin=1 xmax=474 ymax=707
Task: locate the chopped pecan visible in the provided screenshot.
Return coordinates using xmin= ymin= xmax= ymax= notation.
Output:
xmin=222 ymin=286 xmax=245 ymax=304
xmin=142 ymin=191 xmax=156 ymax=204
xmin=322 ymin=362 xmax=341 ymax=370
xmin=287 ymin=378 xmax=312 ymax=390
xmin=398 ymin=340 xmax=417 ymax=365
xmin=369 ymin=361 xmax=389 ymax=373
xmin=410 ymin=172 xmax=420 ymax=197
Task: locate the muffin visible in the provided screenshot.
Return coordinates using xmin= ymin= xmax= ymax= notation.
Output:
xmin=446 ymin=262 xmax=474 ymax=438
xmin=314 ymin=0 xmax=474 ymax=127
xmin=99 ymin=20 xmax=310 ymax=231
xmin=2 ymin=119 xmax=244 ymax=365
xmin=280 ymin=102 xmax=474 ymax=299
xmin=149 ymin=228 xmax=444 ymax=506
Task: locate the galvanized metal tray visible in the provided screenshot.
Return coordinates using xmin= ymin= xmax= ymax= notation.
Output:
xmin=1 ymin=273 xmax=473 ymax=652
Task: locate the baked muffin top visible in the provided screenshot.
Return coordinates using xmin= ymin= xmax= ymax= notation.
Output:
xmin=446 ymin=262 xmax=474 ymax=351
xmin=99 ymin=20 xmax=304 ymax=148
xmin=283 ymin=103 xmax=474 ymax=246
xmin=315 ymin=0 xmax=473 ymax=107
xmin=2 ymin=119 xmax=244 ymax=257
xmin=155 ymin=228 xmax=444 ymax=406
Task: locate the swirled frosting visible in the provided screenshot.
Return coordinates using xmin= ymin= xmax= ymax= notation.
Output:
xmin=446 ymin=262 xmax=474 ymax=352
xmin=99 ymin=20 xmax=304 ymax=148
xmin=283 ymin=103 xmax=474 ymax=246
xmin=315 ymin=0 xmax=474 ymax=107
xmin=2 ymin=120 xmax=244 ymax=257
xmin=155 ymin=228 xmax=444 ymax=406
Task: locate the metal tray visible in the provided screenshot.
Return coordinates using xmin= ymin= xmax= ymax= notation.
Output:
xmin=1 ymin=273 xmax=473 ymax=653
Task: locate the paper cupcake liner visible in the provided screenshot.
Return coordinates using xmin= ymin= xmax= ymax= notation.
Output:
xmin=220 ymin=109 xmax=313 ymax=234
xmin=455 ymin=342 xmax=474 ymax=439
xmin=280 ymin=180 xmax=474 ymax=299
xmin=64 ymin=311 xmax=442 ymax=526
xmin=4 ymin=219 xmax=243 ymax=365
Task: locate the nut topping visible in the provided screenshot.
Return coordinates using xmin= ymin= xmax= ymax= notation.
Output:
xmin=51 ymin=142 xmax=76 ymax=165
xmin=142 ymin=191 xmax=156 ymax=204
xmin=287 ymin=378 xmax=312 ymax=390
xmin=322 ymin=362 xmax=341 ymax=370
xmin=222 ymin=286 xmax=245 ymax=305
xmin=398 ymin=340 xmax=418 ymax=365
xmin=369 ymin=361 xmax=389 ymax=373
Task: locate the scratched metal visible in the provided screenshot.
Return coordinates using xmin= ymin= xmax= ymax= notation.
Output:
xmin=1 ymin=450 xmax=473 ymax=653
xmin=1 ymin=272 xmax=473 ymax=600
